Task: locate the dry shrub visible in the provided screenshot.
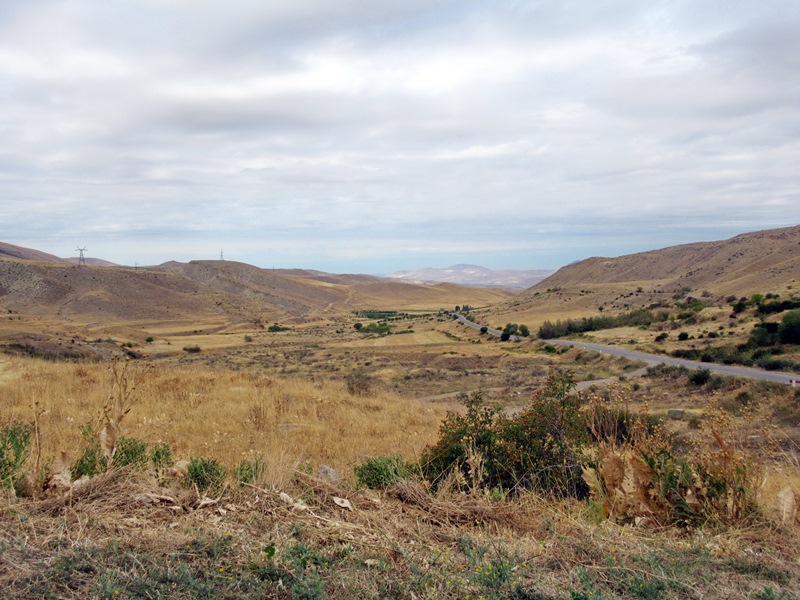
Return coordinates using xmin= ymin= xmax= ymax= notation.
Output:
xmin=582 ymin=394 xmax=778 ymax=527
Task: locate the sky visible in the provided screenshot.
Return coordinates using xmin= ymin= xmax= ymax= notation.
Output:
xmin=1 ymin=1 xmax=798 ymax=274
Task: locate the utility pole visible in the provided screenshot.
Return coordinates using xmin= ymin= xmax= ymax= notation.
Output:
xmin=75 ymin=246 xmax=87 ymax=266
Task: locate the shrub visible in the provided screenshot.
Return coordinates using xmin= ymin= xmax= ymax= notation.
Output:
xmin=677 ymin=331 xmax=689 ymax=341
xmin=243 ymin=334 xmax=253 ymax=342
xmin=187 ymin=457 xmax=227 ymax=493
xmin=420 ymin=370 xmax=588 ymax=497
xmin=345 ymin=368 xmax=374 ymax=396
xmin=150 ymin=442 xmax=173 ymax=471
xmin=655 ymin=332 xmax=668 ymax=342
xmin=779 ymin=310 xmax=800 ymax=344
xmin=72 ymin=423 xmax=108 ymax=478
xmin=236 ymin=456 xmax=266 ymax=485
xmin=354 ymin=454 xmax=409 ymax=489
xmin=480 ymin=326 xmax=488 ymax=334
xmin=689 ymin=368 xmax=711 ymax=386
xmin=183 ymin=345 xmax=201 ymax=353
xmin=268 ymin=324 xmax=289 ymax=332
xmin=145 ymin=336 xmax=154 ymax=343
xmin=113 ymin=437 xmax=149 ymax=469
xmin=0 ymin=421 xmax=32 ymax=492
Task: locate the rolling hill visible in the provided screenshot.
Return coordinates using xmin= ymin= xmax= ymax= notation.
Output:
xmin=0 ymin=251 xmax=512 ymax=352
xmin=487 ymin=225 xmax=800 ymax=326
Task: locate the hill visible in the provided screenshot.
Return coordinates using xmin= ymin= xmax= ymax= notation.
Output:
xmin=0 ymin=241 xmax=65 ymax=264
xmin=487 ymin=225 xmax=800 ymax=326
xmin=387 ymin=263 xmax=553 ymax=289
xmin=0 ymin=251 xmax=512 ymax=356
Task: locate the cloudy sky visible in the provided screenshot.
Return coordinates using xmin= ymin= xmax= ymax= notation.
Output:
xmin=1 ymin=1 xmax=798 ymax=273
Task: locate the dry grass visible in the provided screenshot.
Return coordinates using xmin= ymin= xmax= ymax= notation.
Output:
xmin=0 ymin=356 xmax=452 ymax=488
xmin=1 ymin=468 xmax=799 ymax=598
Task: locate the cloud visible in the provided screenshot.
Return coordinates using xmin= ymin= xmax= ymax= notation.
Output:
xmin=0 ymin=1 xmax=797 ymax=272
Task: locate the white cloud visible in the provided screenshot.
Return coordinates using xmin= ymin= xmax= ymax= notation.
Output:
xmin=0 ymin=1 xmax=797 ymax=273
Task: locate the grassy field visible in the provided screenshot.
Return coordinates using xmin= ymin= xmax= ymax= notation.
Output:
xmin=2 ymin=274 xmax=800 ymax=596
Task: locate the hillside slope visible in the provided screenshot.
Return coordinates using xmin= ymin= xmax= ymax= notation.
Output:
xmin=488 ymin=225 xmax=800 ymax=327
xmin=0 ymin=241 xmax=66 ymax=264
xmin=534 ymin=225 xmax=799 ymax=295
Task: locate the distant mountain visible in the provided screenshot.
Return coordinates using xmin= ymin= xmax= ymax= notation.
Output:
xmin=387 ymin=264 xmax=554 ymax=290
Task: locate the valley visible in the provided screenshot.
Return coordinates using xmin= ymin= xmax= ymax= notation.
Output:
xmin=1 ymin=226 xmax=800 ymax=599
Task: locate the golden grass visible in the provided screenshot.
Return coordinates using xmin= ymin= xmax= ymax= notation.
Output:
xmin=0 ymin=356 xmax=452 ymax=487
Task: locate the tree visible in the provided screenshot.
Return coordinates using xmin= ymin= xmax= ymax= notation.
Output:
xmin=518 ymin=324 xmax=530 ymax=337
xmin=353 ymin=323 xmax=362 ymax=331
xmin=779 ymin=310 xmax=800 ymax=344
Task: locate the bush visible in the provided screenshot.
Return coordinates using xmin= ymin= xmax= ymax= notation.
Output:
xmin=420 ymin=371 xmax=588 ymax=497
xmin=72 ymin=423 xmax=107 ymax=478
xmin=150 ymin=442 xmax=173 ymax=471
xmin=689 ymin=368 xmax=711 ymax=386
xmin=354 ymin=454 xmax=409 ymax=489
xmin=779 ymin=310 xmax=800 ymax=344
xmin=183 ymin=345 xmax=201 ymax=353
xmin=345 ymin=368 xmax=374 ymax=396
xmin=187 ymin=457 xmax=227 ymax=493
xmin=236 ymin=456 xmax=266 ymax=485
xmin=113 ymin=437 xmax=149 ymax=469
xmin=0 ymin=421 xmax=32 ymax=492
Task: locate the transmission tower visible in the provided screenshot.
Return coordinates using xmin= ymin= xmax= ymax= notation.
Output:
xmin=220 ymin=249 xmax=224 ymax=261
xmin=75 ymin=246 xmax=87 ymax=266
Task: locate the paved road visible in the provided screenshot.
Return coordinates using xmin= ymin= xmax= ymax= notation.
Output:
xmin=454 ymin=313 xmax=525 ymax=341
xmin=453 ymin=313 xmax=800 ymax=386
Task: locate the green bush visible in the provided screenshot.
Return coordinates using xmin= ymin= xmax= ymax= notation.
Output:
xmin=420 ymin=370 xmax=588 ymax=497
xmin=354 ymin=454 xmax=409 ymax=489
xmin=779 ymin=310 xmax=800 ymax=344
xmin=150 ymin=442 xmax=173 ymax=471
xmin=72 ymin=423 xmax=108 ymax=478
xmin=187 ymin=457 xmax=227 ymax=493
xmin=689 ymin=368 xmax=711 ymax=386
xmin=0 ymin=421 xmax=32 ymax=492
xmin=236 ymin=456 xmax=266 ymax=485
xmin=113 ymin=437 xmax=149 ymax=469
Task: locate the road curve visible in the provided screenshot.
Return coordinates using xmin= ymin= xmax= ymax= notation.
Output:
xmin=453 ymin=313 xmax=800 ymax=385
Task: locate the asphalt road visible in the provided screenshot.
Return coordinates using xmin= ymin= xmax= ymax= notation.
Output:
xmin=454 ymin=313 xmax=800 ymax=386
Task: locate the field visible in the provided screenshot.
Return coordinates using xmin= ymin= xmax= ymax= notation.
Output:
xmin=2 ymin=236 xmax=800 ymax=597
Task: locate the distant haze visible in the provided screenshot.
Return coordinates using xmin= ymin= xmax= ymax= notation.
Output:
xmin=0 ymin=2 xmax=798 ymax=273
xmin=387 ymin=264 xmax=554 ymax=290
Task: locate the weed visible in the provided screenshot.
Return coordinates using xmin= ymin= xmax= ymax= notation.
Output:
xmin=112 ymin=436 xmax=149 ymax=469
xmin=187 ymin=457 xmax=227 ymax=493
xmin=236 ymin=456 xmax=267 ymax=485
xmin=0 ymin=421 xmax=31 ymax=493
xmin=72 ymin=423 xmax=108 ymax=478
xmin=149 ymin=442 xmax=173 ymax=471
xmin=354 ymin=454 xmax=409 ymax=489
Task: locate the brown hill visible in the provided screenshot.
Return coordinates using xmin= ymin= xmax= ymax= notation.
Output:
xmin=0 ymin=241 xmax=65 ymax=264
xmin=487 ymin=225 xmax=800 ymax=327
xmin=0 ymin=253 xmax=512 ymax=349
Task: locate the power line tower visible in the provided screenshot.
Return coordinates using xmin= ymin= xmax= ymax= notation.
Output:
xmin=75 ymin=246 xmax=87 ymax=266
xmin=220 ymin=249 xmax=224 ymax=261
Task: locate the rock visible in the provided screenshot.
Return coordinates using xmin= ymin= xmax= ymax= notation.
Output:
xmin=667 ymin=408 xmax=685 ymax=420
xmin=318 ymin=465 xmax=339 ymax=480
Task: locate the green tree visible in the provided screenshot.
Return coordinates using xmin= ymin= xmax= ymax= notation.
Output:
xmin=779 ymin=310 xmax=800 ymax=344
